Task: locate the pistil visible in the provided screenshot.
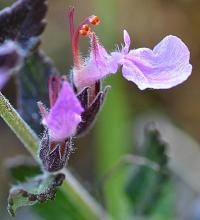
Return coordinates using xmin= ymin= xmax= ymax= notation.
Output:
xmin=67 ymin=7 xmax=100 ymax=68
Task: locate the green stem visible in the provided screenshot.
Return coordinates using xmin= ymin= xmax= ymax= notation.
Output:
xmin=62 ymin=170 xmax=111 ymax=220
xmin=0 ymin=92 xmax=111 ymax=220
xmin=0 ymin=92 xmax=39 ymax=155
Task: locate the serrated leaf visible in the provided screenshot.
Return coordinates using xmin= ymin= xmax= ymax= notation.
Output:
xmin=17 ymin=50 xmax=58 ymax=134
xmin=7 ymin=159 xmax=102 ymax=220
xmin=7 ymin=173 xmax=65 ymax=217
xmin=34 ymin=190 xmax=88 ymax=220
xmin=143 ymin=127 xmax=168 ymax=164
xmin=125 ymin=125 xmax=170 ymax=215
xmin=6 ymin=160 xmax=86 ymax=219
xmin=0 ymin=0 xmax=47 ymax=50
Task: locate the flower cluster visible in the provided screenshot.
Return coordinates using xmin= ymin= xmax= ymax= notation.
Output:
xmin=37 ymin=7 xmax=192 ymax=172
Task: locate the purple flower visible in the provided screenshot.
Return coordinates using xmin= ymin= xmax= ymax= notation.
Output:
xmin=110 ymin=30 xmax=192 ymax=90
xmin=39 ymin=79 xmax=84 ymax=142
xmin=38 ymin=76 xmax=84 ymax=172
xmin=66 ymin=8 xmax=112 ymax=137
xmin=0 ymin=41 xmax=24 ymax=90
xmin=68 ymin=8 xmax=192 ymax=91
xmin=67 ymin=8 xmax=114 ymax=91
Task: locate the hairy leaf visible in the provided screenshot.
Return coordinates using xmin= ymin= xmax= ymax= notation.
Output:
xmin=7 ymin=173 xmax=65 ymax=217
xmin=0 ymin=0 xmax=47 ymax=50
xmin=17 ymin=50 xmax=58 ymax=134
xmin=6 ymin=159 xmax=101 ymax=220
xmin=125 ymin=125 xmax=169 ymax=215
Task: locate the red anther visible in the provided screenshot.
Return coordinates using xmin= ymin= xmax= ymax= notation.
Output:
xmin=79 ymin=29 xmax=88 ymax=36
xmin=82 ymin=24 xmax=91 ymax=32
xmin=89 ymin=16 xmax=100 ymax=25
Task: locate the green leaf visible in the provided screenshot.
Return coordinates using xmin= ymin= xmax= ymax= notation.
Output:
xmin=7 ymin=173 xmax=65 ymax=217
xmin=125 ymin=125 xmax=170 ymax=215
xmin=33 ymin=190 xmax=87 ymax=220
xmin=6 ymin=161 xmax=109 ymax=220
xmin=5 ymin=155 xmax=42 ymax=182
xmin=17 ymin=50 xmax=58 ymax=134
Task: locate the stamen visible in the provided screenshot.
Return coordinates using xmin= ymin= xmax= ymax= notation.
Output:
xmin=79 ymin=29 xmax=89 ymax=36
xmin=89 ymin=16 xmax=100 ymax=26
xmin=82 ymin=24 xmax=91 ymax=32
xmin=79 ymin=24 xmax=91 ymax=36
xmin=67 ymin=7 xmax=75 ymax=44
xmin=70 ymin=15 xmax=91 ymax=67
xmin=67 ymin=7 xmax=101 ymax=68
xmin=89 ymin=32 xmax=99 ymax=61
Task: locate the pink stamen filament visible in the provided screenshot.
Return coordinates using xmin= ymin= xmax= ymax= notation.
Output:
xmin=89 ymin=32 xmax=99 ymax=62
xmin=72 ymin=17 xmax=92 ymax=67
xmin=67 ymin=7 xmax=75 ymax=43
xmin=67 ymin=7 xmax=94 ymax=68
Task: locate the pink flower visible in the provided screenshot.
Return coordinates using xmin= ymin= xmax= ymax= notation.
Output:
xmin=39 ymin=78 xmax=83 ymax=142
xmin=66 ymin=8 xmax=111 ymax=137
xmin=67 ymin=7 xmax=192 ymax=90
xmin=110 ymin=30 xmax=192 ymax=90
xmin=73 ymin=32 xmax=113 ymax=89
xmin=67 ymin=7 xmax=114 ymax=91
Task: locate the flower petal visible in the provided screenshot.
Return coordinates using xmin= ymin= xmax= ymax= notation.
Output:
xmin=108 ymin=30 xmax=132 ymax=73
xmin=73 ymin=57 xmax=109 ymax=89
xmin=123 ymin=29 xmax=131 ymax=54
xmin=121 ymin=35 xmax=192 ymax=89
xmin=73 ymin=33 xmax=114 ymax=89
xmin=42 ymin=81 xmax=84 ymax=141
xmin=121 ymin=59 xmax=149 ymax=90
xmin=109 ymin=51 xmax=122 ymax=73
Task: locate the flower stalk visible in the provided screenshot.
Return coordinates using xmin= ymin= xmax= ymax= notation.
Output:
xmin=0 ymin=91 xmax=112 ymax=220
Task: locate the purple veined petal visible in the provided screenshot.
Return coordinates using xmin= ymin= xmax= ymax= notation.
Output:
xmin=73 ymin=58 xmax=109 ymax=89
xmin=109 ymin=51 xmax=122 ymax=73
xmin=0 ymin=41 xmax=24 ymax=90
xmin=42 ymin=81 xmax=84 ymax=141
xmin=123 ymin=30 xmax=131 ymax=54
xmin=121 ymin=59 xmax=149 ymax=90
xmin=108 ymin=30 xmax=131 ymax=73
xmin=94 ymin=44 xmax=120 ymax=75
xmin=121 ymin=35 xmax=192 ymax=90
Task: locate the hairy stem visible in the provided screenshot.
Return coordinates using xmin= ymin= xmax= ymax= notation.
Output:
xmin=0 ymin=92 xmax=39 ymax=154
xmin=0 ymin=92 xmax=111 ymax=220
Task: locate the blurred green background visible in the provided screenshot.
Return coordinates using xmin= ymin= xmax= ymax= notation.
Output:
xmin=1 ymin=0 xmax=200 ymax=219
